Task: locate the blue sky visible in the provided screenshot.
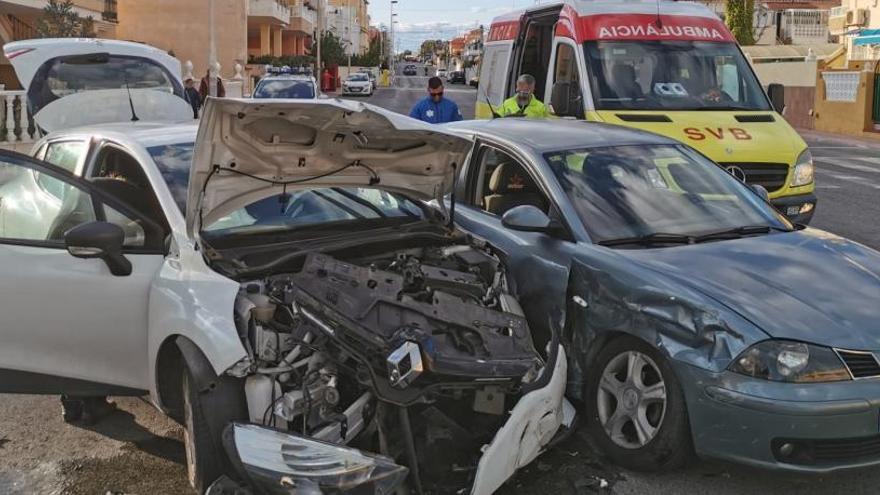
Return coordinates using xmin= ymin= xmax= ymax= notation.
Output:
xmin=369 ymin=0 xmax=534 ymax=52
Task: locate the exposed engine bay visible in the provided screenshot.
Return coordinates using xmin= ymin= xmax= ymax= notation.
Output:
xmin=229 ymin=241 xmax=559 ymax=494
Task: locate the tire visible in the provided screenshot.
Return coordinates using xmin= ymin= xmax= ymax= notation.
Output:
xmin=182 ymin=367 xmax=237 ymax=494
xmin=585 ymin=335 xmax=692 ymax=471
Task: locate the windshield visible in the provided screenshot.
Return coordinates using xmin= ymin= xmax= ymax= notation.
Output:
xmin=584 ymin=41 xmax=770 ymax=111
xmin=253 ymin=80 xmax=316 ymax=99
xmin=545 ymin=145 xmax=788 ymax=244
xmin=147 ymin=142 xmax=194 ymax=213
xmin=28 ymin=54 xmax=183 ymax=115
xmin=348 ymin=74 xmax=368 ymax=82
xmin=204 ymin=187 xmax=425 ymax=235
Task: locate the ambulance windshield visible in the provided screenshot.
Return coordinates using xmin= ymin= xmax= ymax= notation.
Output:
xmin=584 ymin=41 xmax=771 ymax=111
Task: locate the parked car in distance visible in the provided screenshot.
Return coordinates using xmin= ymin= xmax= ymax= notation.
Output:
xmin=436 ymin=68 xmax=448 ymax=79
xmin=469 ymin=75 xmax=480 ymax=88
xmin=402 ymin=64 xmax=417 ymax=76
xmin=448 ymin=70 xmax=467 ymax=84
xmin=446 ymin=117 xmax=880 ymax=474
xmin=253 ymin=72 xmax=317 ymax=99
xmin=341 ymin=73 xmax=373 ymax=96
xmin=357 ymin=67 xmax=377 ymax=86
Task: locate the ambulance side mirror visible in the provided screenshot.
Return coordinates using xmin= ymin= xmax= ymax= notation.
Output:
xmin=768 ymin=83 xmax=785 ymax=114
xmin=551 ymin=81 xmax=584 ymax=119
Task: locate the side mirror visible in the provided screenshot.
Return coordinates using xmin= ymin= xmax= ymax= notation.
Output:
xmin=768 ymin=83 xmax=785 ymax=114
xmin=65 ymin=221 xmax=132 ymax=276
xmin=751 ymin=184 xmax=770 ymax=202
xmin=502 ymin=205 xmax=553 ymax=233
xmin=550 ymin=81 xmax=584 ymax=119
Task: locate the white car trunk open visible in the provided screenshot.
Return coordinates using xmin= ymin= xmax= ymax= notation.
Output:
xmin=3 ymin=38 xmax=193 ymax=133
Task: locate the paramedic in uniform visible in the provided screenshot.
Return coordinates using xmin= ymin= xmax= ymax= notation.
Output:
xmin=499 ymin=74 xmax=550 ymax=118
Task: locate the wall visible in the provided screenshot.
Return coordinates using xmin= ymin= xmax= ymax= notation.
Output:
xmin=116 ymin=0 xmax=248 ymax=80
xmin=752 ymin=60 xmax=820 ymax=87
xmin=813 ymin=60 xmax=877 ymax=135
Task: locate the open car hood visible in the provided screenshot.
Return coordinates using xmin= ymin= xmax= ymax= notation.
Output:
xmin=186 ymin=98 xmax=474 ymax=237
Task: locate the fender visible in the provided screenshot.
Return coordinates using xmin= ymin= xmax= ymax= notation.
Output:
xmin=176 ymin=335 xmax=220 ymax=393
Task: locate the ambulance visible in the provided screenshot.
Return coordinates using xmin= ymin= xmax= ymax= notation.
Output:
xmin=477 ymin=0 xmax=816 ymax=223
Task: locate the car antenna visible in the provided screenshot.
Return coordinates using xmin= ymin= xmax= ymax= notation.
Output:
xmin=655 ymin=0 xmax=663 ymax=28
xmin=121 ymin=68 xmax=140 ymax=122
xmin=485 ymin=95 xmax=501 ymax=119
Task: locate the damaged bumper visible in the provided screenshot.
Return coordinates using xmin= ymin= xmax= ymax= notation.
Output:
xmin=676 ymin=360 xmax=880 ymax=472
xmin=209 ymin=344 xmax=573 ymax=495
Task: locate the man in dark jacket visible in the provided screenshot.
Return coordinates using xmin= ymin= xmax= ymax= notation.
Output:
xmin=199 ymin=69 xmax=225 ymax=102
xmin=409 ymin=77 xmax=462 ymax=124
xmin=183 ymin=77 xmax=201 ymax=119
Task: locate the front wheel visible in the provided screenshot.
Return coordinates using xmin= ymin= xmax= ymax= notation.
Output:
xmin=585 ymin=335 xmax=692 ymax=471
xmin=182 ymin=368 xmax=227 ymax=493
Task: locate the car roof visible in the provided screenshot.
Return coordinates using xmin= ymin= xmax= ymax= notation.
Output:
xmin=46 ymin=121 xmax=198 ymax=149
xmin=446 ymin=118 xmax=677 ymax=152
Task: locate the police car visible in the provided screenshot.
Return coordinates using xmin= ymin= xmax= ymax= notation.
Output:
xmin=253 ymin=66 xmax=318 ymax=99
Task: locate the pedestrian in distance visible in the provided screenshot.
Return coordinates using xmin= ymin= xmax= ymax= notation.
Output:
xmin=409 ymin=76 xmax=463 ymax=124
xmin=499 ymin=74 xmax=550 ymax=119
xmin=198 ymin=68 xmax=226 ymax=103
xmin=183 ymin=76 xmax=201 ymax=119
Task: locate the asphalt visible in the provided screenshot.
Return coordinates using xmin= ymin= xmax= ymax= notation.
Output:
xmin=2 ymin=64 xmax=880 ymax=495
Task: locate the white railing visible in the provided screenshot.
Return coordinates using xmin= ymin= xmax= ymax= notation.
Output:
xmin=782 ymin=9 xmax=830 ymax=44
xmin=0 ymin=90 xmax=36 ymax=145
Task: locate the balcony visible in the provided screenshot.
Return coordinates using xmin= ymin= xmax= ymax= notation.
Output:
xmin=828 ymin=6 xmax=846 ymax=36
xmin=249 ymin=0 xmax=291 ymax=25
xmin=287 ymin=2 xmax=315 ymax=34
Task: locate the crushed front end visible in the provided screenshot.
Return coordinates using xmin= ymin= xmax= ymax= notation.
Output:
xmin=210 ymin=240 xmax=573 ymax=494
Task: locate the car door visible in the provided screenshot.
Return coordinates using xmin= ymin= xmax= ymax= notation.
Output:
xmin=451 ymin=141 xmax=581 ymax=343
xmin=0 ymin=150 xmax=166 ymax=395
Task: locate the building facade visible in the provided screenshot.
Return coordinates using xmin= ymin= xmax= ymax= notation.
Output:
xmin=829 ymin=0 xmax=880 ymax=60
xmin=327 ymin=0 xmax=368 ymax=55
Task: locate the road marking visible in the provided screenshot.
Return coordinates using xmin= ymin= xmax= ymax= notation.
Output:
xmin=816 ymin=184 xmax=842 ymax=189
xmin=816 ymin=170 xmax=880 ymax=189
xmin=809 ymin=146 xmax=868 ymax=149
xmin=815 ymin=158 xmax=880 ymax=174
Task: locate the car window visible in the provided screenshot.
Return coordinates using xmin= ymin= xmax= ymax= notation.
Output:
xmin=0 ymin=155 xmax=96 ymax=244
xmin=203 ymin=187 xmax=424 ymax=234
xmin=253 ymin=80 xmax=316 ymax=99
xmin=104 ymin=203 xmax=146 ymax=247
xmin=27 ymin=53 xmax=182 ymax=116
xmin=147 ymin=142 xmax=193 ymax=213
xmin=90 ymin=145 xmax=167 ymax=230
xmin=479 ymin=45 xmax=511 ymax=107
xmin=44 ymin=141 xmax=87 ymax=173
xmin=472 ymin=147 xmax=549 ymax=217
xmin=544 ymin=144 xmax=788 ymax=243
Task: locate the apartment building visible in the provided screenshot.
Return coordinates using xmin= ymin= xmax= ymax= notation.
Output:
xmin=0 ymin=0 xmax=119 ymax=88
xmin=829 ymin=0 xmax=880 ymax=60
xmin=327 ymin=0 xmax=368 ymax=55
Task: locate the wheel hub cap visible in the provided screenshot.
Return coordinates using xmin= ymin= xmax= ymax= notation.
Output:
xmin=596 ymin=350 xmax=668 ymax=449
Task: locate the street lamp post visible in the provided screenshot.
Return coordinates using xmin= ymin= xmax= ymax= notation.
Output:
xmin=389 ymin=0 xmax=397 ymax=70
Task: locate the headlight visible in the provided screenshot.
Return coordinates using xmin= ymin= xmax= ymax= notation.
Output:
xmin=791 ymin=149 xmax=814 ymax=187
xmin=223 ymin=423 xmax=408 ymax=495
xmin=730 ymin=340 xmax=850 ymax=383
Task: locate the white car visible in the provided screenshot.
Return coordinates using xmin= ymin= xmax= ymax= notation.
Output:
xmin=341 ymin=73 xmax=373 ymax=96
xmin=0 ymin=41 xmax=573 ymax=495
xmin=436 ymin=68 xmax=448 ymax=79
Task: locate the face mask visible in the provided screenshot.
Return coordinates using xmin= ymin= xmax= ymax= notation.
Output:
xmin=516 ymin=91 xmax=531 ymax=106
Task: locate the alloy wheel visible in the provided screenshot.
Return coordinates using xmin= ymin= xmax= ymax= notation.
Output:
xmin=596 ymin=350 xmax=667 ymax=449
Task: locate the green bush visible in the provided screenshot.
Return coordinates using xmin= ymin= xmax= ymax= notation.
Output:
xmin=726 ymin=0 xmax=755 ymax=45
